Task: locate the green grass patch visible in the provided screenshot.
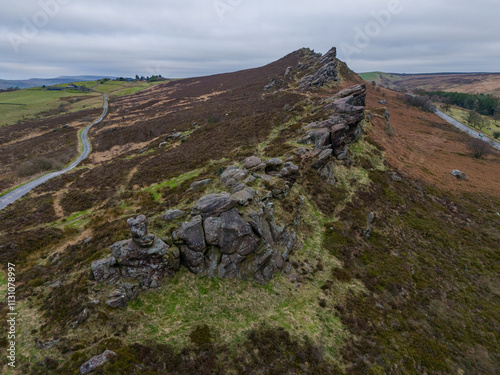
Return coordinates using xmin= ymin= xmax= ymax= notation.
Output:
xmin=0 ymin=88 xmax=101 ymax=126
xmin=359 ymin=71 xmax=402 ymax=85
xmin=126 ymin=268 xmax=348 ymax=361
xmin=95 ymin=80 xmax=166 ymax=96
xmin=143 ymin=169 xmax=202 ymax=201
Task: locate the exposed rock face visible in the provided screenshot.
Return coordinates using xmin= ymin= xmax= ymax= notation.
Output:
xmin=173 ymin=194 xmax=296 ymax=283
xmin=80 ymin=350 xmax=117 ymax=375
xmin=90 ymin=215 xmax=180 ymax=306
xmin=299 ymin=84 xmax=366 ymax=163
xmin=299 ymin=47 xmax=338 ymax=90
xmin=170 ymin=162 xmax=299 ymax=283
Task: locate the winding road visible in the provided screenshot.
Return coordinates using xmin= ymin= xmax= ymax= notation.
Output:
xmin=433 ymin=108 xmax=500 ymax=151
xmin=0 ymin=94 xmax=108 ymax=211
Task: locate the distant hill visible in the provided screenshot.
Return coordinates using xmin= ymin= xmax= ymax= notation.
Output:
xmin=0 ymin=75 xmax=116 ymax=90
xmin=360 ymin=71 xmax=500 ymax=97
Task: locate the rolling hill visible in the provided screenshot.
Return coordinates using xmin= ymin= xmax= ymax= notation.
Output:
xmin=360 ymin=71 xmax=500 ymax=97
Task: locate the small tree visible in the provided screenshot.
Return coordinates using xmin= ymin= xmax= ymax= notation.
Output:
xmin=467 ymin=111 xmax=484 ymax=129
xmin=467 ymin=138 xmax=491 ymax=158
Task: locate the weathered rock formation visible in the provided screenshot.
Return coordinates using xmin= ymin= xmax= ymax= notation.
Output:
xmin=173 ymin=193 xmax=296 ymax=284
xmin=299 ymin=47 xmax=338 ymax=90
xmin=90 ymin=215 xmax=180 ymax=291
xmin=90 ymin=158 xmax=300 ymax=305
xmin=298 ymin=84 xmax=366 ymax=182
xmin=172 ymin=159 xmax=299 ymax=283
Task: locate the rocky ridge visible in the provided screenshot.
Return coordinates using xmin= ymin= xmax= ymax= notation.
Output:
xmin=297 ymin=83 xmax=367 ymax=184
xmin=89 ymin=51 xmax=367 ymax=309
xmin=298 ymin=47 xmax=339 ymax=90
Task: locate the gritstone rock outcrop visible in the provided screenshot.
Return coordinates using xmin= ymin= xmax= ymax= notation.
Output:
xmin=90 ymin=215 xmax=180 ymax=306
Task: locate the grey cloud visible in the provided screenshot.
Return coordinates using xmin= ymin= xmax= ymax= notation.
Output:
xmin=0 ymin=0 xmax=498 ymax=79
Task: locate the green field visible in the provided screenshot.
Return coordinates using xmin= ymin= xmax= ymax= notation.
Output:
xmin=0 ymin=80 xmax=169 ymax=127
xmin=359 ymin=71 xmax=403 ymax=84
xmin=0 ymin=88 xmax=101 ymax=127
xmin=94 ymin=80 xmax=167 ymax=96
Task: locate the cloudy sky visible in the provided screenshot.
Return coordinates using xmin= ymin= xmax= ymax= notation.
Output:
xmin=0 ymin=0 xmax=499 ymax=80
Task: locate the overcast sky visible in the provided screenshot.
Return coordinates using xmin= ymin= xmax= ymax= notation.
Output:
xmin=1 ymin=0 xmax=499 ymax=80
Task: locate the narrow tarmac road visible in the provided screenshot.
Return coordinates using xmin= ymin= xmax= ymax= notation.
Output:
xmin=433 ymin=108 xmax=500 ymax=151
xmin=0 ymin=94 xmax=108 ymax=211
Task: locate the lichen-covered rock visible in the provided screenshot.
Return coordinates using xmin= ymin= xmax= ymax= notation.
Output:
xmin=243 ymin=156 xmax=262 ymax=169
xmin=204 ymin=216 xmax=222 ymax=245
xmin=278 ymin=162 xmax=299 ymax=182
xmin=180 ymin=245 xmax=205 ymax=273
xmin=299 ymin=47 xmax=338 ymax=90
xmin=218 ymin=208 xmax=257 ymax=255
xmin=173 ymin=215 xmax=206 ymax=252
xmin=80 ymin=350 xmax=117 ymax=375
xmin=111 ymin=237 xmax=168 ymax=265
xmin=451 ymin=170 xmax=467 ymax=180
xmin=231 ymin=183 xmax=247 ymax=194
xmin=298 ymin=83 xmax=366 ymax=170
xmin=191 ymin=193 xmax=238 ymax=217
xmin=312 ymin=149 xmax=333 ymax=170
xmin=91 ymin=256 xmax=119 ymax=283
xmin=127 ymin=215 xmax=148 ymax=238
xmin=91 ymin=215 xmax=180 ymax=305
xmin=231 ymin=189 xmax=254 ymax=206
xmin=174 ymin=191 xmax=297 ymax=283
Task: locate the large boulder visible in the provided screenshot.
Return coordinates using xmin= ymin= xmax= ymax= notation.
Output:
xmin=243 ymin=156 xmax=262 ymax=169
xmin=231 ymin=189 xmax=254 ymax=206
xmin=191 ymin=193 xmax=238 ymax=217
xmin=173 ymin=215 xmax=206 ymax=252
xmin=218 ymin=208 xmax=257 ymax=256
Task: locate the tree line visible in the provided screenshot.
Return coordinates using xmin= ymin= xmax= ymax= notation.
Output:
xmin=415 ymin=89 xmax=499 ymax=116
